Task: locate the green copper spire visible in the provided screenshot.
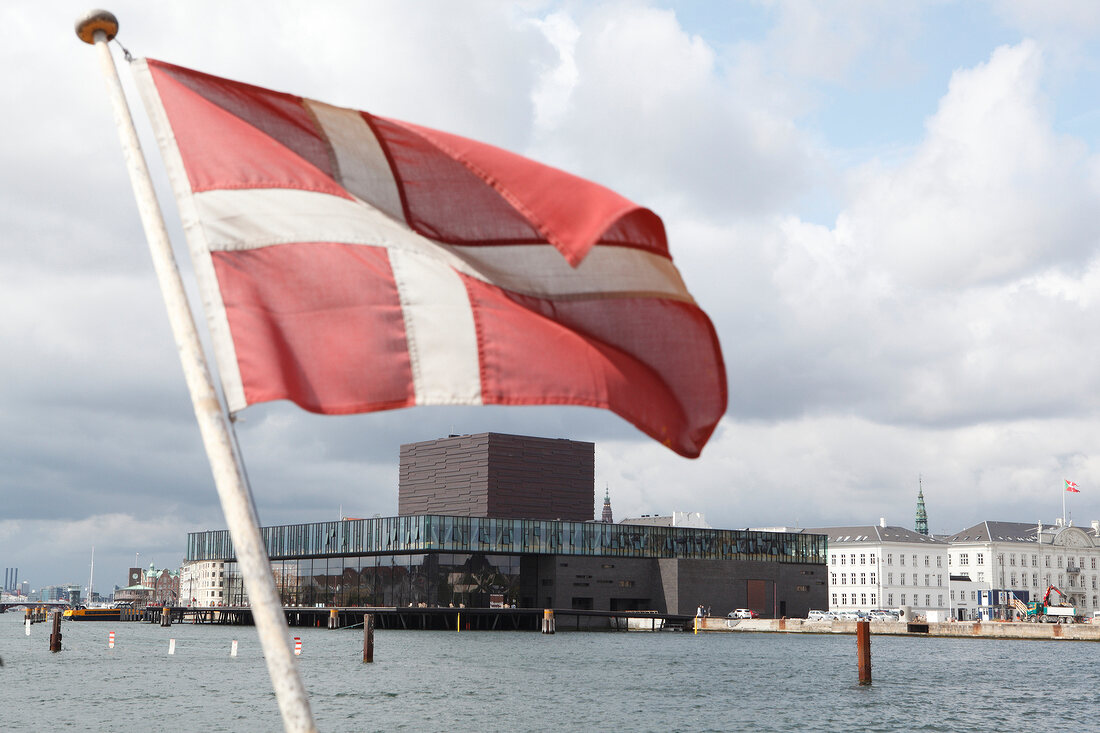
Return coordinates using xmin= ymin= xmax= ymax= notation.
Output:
xmin=915 ymin=478 xmax=929 ymax=536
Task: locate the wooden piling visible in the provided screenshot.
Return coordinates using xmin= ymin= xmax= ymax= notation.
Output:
xmin=542 ymin=609 xmax=555 ymax=634
xmin=363 ymin=614 xmax=374 ymax=663
xmin=856 ymin=619 xmax=871 ymax=685
xmin=49 ymin=612 xmax=62 ymax=653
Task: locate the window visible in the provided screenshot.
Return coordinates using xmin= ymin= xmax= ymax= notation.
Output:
xmin=841 ymin=594 xmax=847 ymax=605
xmin=1092 ymin=558 xmax=1097 ymax=570
xmin=860 ymin=593 xmax=867 ymax=605
xmin=887 ymin=594 xmax=894 ymax=606
xmin=1058 ymin=556 xmax=1064 ymax=568
xmin=871 ymin=594 xmax=876 ymax=604
xmin=1032 ymin=555 xmax=1038 ymax=568
xmin=924 ymin=556 xmax=930 ymax=567
xmin=924 ymin=574 xmax=930 ymax=586
xmin=870 ymin=572 xmax=876 ymax=584
xmin=830 ymin=554 xmax=836 ymax=565
xmin=861 ymin=554 xmax=866 ymax=565
xmin=900 ymin=573 xmax=906 ymax=585
xmin=900 ymin=555 xmax=905 ymax=566
xmin=924 ymin=594 xmax=930 ymax=606
xmin=951 ymin=590 xmax=956 ymax=601
xmin=831 ymin=573 xmax=837 ymax=584
xmin=841 ymin=555 xmax=846 ymax=565
xmin=839 ymin=574 xmax=845 ymax=585
xmin=959 ymin=553 xmax=969 ymax=565
xmin=1033 ymin=574 xmax=1039 ymax=587
xmin=977 ymin=572 xmax=984 ymax=582
xmin=1010 ymin=554 xmax=1016 ymax=566
xmin=831 ymin=593 xmax=838 ymax=606
xmin=901 ymin=594 xmax=907 ymax=605
xmin=860 ymin=573 xmax=866 ymax=584
xmin=937 ymin=595 xmax=943 ymax=607
xmin=870 ymin=553 xmax=876 ymax=563
xmin=912 ymin=555 xmax=918 ymax=566
xmin=1045 ymin=556 xmax=1051 ymax=568
xmin=1010 ymin=573 xmax=1017 ymax=586
xmin=937 ymin=575 xmax=942 ymax=586
xmin=936 ymin=556 xmax=942 ymax=568
xmin=887 ymin=554 xmax=893 ymax=565
xmin=977 ymin=553 xmax=984 ymax=565
xmin=971 ymin=591 xmax=976 ymax=601
xmin=850 ymin=554 xmax=856 ymax=565
xmin=888 ymin=573 xmax=893 ymax=584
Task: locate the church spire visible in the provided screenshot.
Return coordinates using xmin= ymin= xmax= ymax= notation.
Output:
xmin=915 ymin=476 xmax=929 ymax=536
xmin=601 ymin=485 xmax=614 ymax=524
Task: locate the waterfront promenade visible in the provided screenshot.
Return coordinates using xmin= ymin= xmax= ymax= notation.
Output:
xmin=704 ymin=616 xmax=1100 ymax=641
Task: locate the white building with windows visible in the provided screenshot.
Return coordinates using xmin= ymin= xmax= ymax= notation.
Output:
xmin=179 ymin=560 xmax=226 ymax=606
xmin=945 ymin=519 xmax=1100 ymax=620
xmin=806 ymin=522 xmax=950 ymax=618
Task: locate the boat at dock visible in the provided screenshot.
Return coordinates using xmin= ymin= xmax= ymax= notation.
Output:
xmin=64 ymin=607 xmax=122 ymax=621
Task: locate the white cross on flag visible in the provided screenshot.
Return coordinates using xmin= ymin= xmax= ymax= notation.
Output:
xmin=133 ymin=60 xmax=727 ymax=457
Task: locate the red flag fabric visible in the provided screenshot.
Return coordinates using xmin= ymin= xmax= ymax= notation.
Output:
xmin=1065 ymin=479 xmax=1080 ymax=493
xmin=133 ymin=59 xmax=727 ymax=457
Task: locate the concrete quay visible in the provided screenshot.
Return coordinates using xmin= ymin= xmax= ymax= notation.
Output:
xmin=702 ymin=617 xmax=1100 ymax=641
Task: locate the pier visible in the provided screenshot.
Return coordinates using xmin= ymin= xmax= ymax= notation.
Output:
xmin=129 ymin=605 xmax=693 ymax=631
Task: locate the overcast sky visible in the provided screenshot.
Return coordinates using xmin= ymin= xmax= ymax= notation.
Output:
xmin=4 ymin=1 xmax=1100 ymax=591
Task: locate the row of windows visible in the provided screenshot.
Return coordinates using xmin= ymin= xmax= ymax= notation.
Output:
xmin=831 ymin=592 xmax=947 ymax=608
xmin=832 ymin=593 xmax=877 ymax=606
xmin=974 ymin=572 xmax=1098 ymax=590
xmin=955 ymin=553 xmax=1097 ymax=569
xmin=829 ymin=552 xmax=943 ymax=568
xmin=830 ymin=572 xmax=946 ymax=587
xmin=189 ymin=516 xmax=827 ymax=564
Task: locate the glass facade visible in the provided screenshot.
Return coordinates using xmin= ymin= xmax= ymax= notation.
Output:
xmin=189 ymin=515 xmax=826 ymax=565
xmin=224 ymin=552 xmax=525 ymax=609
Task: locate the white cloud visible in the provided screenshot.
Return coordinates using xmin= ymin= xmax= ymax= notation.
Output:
xmin=846 ymin=41 xmax=1100 ymax=288
xmin=526 ymin=4 xmax=812 ymax=218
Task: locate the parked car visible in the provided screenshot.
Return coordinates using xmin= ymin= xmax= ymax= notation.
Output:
xmin=728 ymin=608 xmax=759 ymax=619
xmin=869 ymin=609 xmax=900 ymax=621
xmin=806 ymin=609 xmax=829 ymax=620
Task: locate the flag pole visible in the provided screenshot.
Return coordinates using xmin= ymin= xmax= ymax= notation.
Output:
xmin=74 ymin=11 xmax=316 ymax=732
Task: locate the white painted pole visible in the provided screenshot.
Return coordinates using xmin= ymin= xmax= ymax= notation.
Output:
xmin=75 ymin=11 xmax=316 ymax=733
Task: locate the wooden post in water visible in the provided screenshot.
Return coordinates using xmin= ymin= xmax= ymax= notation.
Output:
xmin=329 ymin=608 xmax=338 ymax=630
xmin=541 ymin=609 xmax=555 ymax=634
xmin=49 ymin=612 xmax=62 ymax=652
xmin=363 ymin=614 xmax=374 ymax=663
xmin=856 ymin=620 xmax=871 ymax=685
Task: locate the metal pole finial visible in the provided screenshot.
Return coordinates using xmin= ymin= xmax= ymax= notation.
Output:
xmin=75 ymin=9 xmax=118 ymax=44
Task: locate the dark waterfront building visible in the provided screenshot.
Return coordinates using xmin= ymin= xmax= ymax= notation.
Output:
xmin=398 ymin=433 xmax=594 ymax=522
xmin=187 ymin=434 xmax=828 ymax=617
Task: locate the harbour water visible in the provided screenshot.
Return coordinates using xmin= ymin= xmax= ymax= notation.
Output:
xmin=2 ymin=611 xmax=1098 ymax=732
